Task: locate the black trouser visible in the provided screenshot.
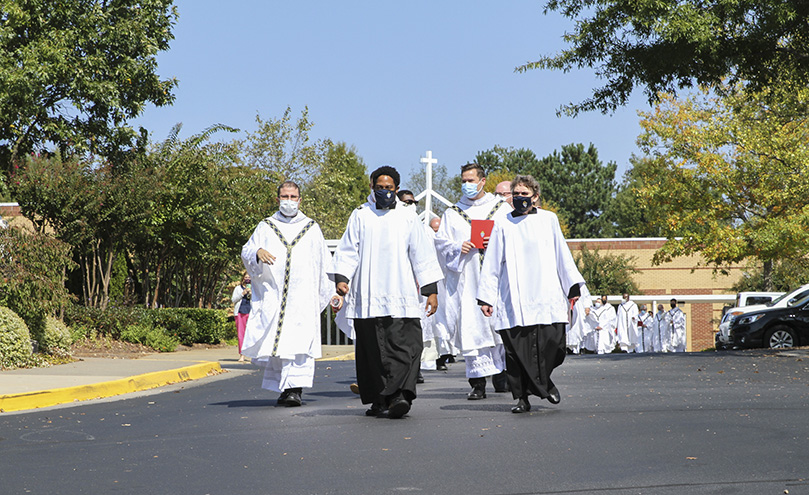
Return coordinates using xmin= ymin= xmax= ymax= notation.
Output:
xmin=500 ymin=323 xmax=566 ymax=400
xmin=353 ymin=317 xmax=423 ymax=406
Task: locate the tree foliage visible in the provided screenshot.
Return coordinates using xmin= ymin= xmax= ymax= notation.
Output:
xmin=731 ymin=258 xmax=809 ymax=293
xmin=517 ymin=0 xmax=809 ymax=116
xmin=604 ymin=157 xmax=668 ymax=238
xmin=0 ymin=0 xmax=178 ymax=172
xmin=574 ymin=244 xmax=639 ymax=295
xmin=476 ymin=144 xmax=617 ymax=238
xmin=635 ymin=85 xmax=809 ymax=289
xmin=306 ymin=142 xmax=368 ymax=239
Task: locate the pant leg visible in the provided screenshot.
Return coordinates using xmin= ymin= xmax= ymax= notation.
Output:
xmin=235 ymin=313 xmax=249 ymax=353
xmin=353 ymin=318 xmax=386 ymax=405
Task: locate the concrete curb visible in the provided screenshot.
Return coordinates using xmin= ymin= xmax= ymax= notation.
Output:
xmin=0 ymin=361 xmax=223 ymax=413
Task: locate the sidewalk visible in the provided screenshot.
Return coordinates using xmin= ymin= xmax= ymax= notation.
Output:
xmin=0 ymin=345 xmax=355 ymax=413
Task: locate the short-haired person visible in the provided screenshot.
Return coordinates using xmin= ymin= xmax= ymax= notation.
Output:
xmin=494 ymin=181 xmax=513 ymax=207
xmin=329 ymin=166 xmax=443 ymax=419
xmin=435 ymin=163 xmax=513 ymax=399
xmin=240 ymin=181 xmax=334 ymax=407
xmin=478 ymin=175 xmax=588 ymax=413
xmin=667 ymin=298 xmax=687 ymax=352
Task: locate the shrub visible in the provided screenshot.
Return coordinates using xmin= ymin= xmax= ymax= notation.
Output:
xmin=120 ymin=323 xmax=180 ymax=352
xmin=120 ymin=323 xmax=152 ymax=345
xmin=0 ymin=306 xmax=32 ymax=369
xmin=69 ymin=323 xmax=93 ymax=342
xmin=64 ymin=304 xmax=148 ymax=339
xmin=171 ymin=308 xmax=230 ymax=344
xmin=39 ymin=316 xmax=72 ymax=356
xmin=146 ymin=310 xmax=198 ymax=346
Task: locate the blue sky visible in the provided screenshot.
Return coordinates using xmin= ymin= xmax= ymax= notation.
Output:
xmin=133 ymin=1 xmax=650 ymax=189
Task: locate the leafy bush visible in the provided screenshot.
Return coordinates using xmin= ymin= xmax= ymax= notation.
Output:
xmin=120 ymin=323 xmax=180 ymax=352
xmin=170 ymin=308 xmax=230 ymax=344
xmin=69 ymin=323 xmax=93 ymax=342
xmin=64 ymin=304 xmax=148 ymax=339
xmin=146 ymin=310 xmax=199 ymax=346
xmin=39 ymin=316 xmax=72 ymax=356
xmin=0 ymin=306 xmax=32 ymax=369
xmin=0 ymin=227 xmax=75 ymax=331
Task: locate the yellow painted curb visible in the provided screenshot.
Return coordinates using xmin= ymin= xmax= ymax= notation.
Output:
xmin=317 ymin=352 xmax=355 ymax=362
xmin=0 ymin=362 xmax=223 ymax=413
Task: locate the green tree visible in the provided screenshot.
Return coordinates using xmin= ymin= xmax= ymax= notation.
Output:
xmin=517 ymin=0 xmax=809 ymax=116
xmin=574 ymin=244 xmax=639 ymax=295
xmin=0 ymin=0 xmax=178 ymax=172
xmin=731 ymin=258 xmax=809 ymax=293
xmin=603 ymin=157 xmax=668 ymax=238
xmin=306 ymin=142 xmax=368 ymax=239
xmin=635 ymin=85 xmax=809 ymax=289
xmin=404 ymin=161 xmax=459 ymax=217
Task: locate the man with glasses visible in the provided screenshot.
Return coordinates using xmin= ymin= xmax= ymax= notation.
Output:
xmin=329 ymin=166 xmax=443 ymax=419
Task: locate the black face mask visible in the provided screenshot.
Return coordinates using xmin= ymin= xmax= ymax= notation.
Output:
xmin=512 ymin=196 xmax=533 ymax=214
xmin=374 ymin=189 xmax=396 ymax=209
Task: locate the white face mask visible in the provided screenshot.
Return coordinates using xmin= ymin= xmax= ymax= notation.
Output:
xmin=594 ymin=301 xmax=603 ymax=308
xmin=279 ymin=199 xmax=299 ymax=217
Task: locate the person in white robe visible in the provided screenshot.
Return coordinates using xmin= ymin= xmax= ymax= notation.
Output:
xmin=636 ymin=304 xmax=653 ymax=353
xmin=240 ymin=181 xmax=333 ymax=407
xmin=582 ymin=295 xmax=617 ymax=354
xmin=329 ymin=166 xmax=443 ymax=419
xmin=667 ymin=298 xmax=687 ymax=352
xmin=616 ymin=293 xmax=639 ymax=352
xmin=568 ymin=286 xmax=594 ymax=354
xmin=434 ymin=163 xmax=512 ymax=399
xmin=478 ymin=175 xmax=587 ymax=413
xmin=651 ymin=304 xmax=669 ymax=352
xmin=428 ymin=216 xmax=456 ymax=370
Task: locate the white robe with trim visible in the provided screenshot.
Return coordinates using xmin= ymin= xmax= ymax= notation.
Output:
xmin=434 ymin=193 xmax=511 ymax=352
xmin=240 ymin=211 xmax=332 ymax=361
xmin=637 ymin=311 xmax=653 ymax=353
xmin=652 ymin=311 xmax=669 ymax=352
xmin=477 ymin=209 xmax=585 ymax=330
xmin=328 ymin=196 xmax=443 ymax=320
xmin=568 ymin=287 xmax=594 ymax=353
xmin=582 ymin=303 xmax=617 ymax=354
xmin=616 ymin=300 xmax=639 ymax=351
xmin=667 ymin=307 xmax=687 ymax=352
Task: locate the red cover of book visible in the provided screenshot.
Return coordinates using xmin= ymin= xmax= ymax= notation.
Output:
xmin=470 ymin=219 xmax=494 ymax=249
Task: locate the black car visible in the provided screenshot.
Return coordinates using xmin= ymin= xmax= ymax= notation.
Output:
xmin=729 ymin=295 xmax=809 ymax=349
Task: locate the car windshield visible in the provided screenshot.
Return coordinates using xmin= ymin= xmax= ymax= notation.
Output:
xmin=768 ymin=287 xmax=808 ymax=306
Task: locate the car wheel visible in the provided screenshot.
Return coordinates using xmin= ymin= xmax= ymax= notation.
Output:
xmin=765 ymin=326 xmax=797 ymax=349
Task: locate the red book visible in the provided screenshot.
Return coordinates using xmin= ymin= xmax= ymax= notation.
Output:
xmin=470 ymin=219 xmax=494 ymax=249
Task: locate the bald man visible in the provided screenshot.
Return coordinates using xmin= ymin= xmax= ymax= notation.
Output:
xmin=495 ymin=181 xmax=513 ymax=206
xmin=429 ymin=217 xmax=441 ymax=233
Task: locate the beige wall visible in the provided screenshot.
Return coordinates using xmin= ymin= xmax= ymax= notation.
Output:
xmin=568 ymin=239 xmax=746 ymax=351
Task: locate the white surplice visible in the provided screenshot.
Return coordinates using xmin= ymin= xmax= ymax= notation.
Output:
xmin=667 ymin=307 xmax=687 ymax=352
xmin=637 ymin=311 xmax=653 ymax=353
xmin=568 ymin=286 xmax=594 ymax=354
xmin=434 ymin=193 xmax=511 ymax=377
xmin=616 ymin=300 xmax=639 ymax=352
xmin=477 ymin=209 xmax=585 ymax=330
xmin=582 ymin=303 xmax=617 ymax=354
xmin=240 ymin=211 xmax=333 ymax=392
xmin=328 ymin=196 xmax=443 ymax=319
xmin=652 ymin=310 xmax=669 ymax=352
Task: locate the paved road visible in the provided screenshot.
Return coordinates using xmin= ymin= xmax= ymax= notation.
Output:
xmin=1 ymin=350 xmax=808 ymax=495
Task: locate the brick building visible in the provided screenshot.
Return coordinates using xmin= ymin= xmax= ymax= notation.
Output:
xmin=567 ymin=238 xmax=744 ymax=351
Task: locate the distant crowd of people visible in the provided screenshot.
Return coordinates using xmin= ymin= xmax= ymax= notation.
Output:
xmin=233 ymin=162 xmax=686 ymax=418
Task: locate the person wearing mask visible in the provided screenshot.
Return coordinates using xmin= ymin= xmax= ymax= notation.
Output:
xmin=478 ymin=175 xmax=588 ymax=413
xmin=329 ymin=166 xmax=443 ymax=419
xmin=616 ymin=293 xmax=639 ymax=352
xmin=652 ymin=304 xmax=669 ymax=352
xmin=240 ymin=180 xmax=334 ymax=407
xmin=583 ymin=295 xmax=617 ymax=354
xmin=231 ymin=273 xmax=252 ymax=362
xmin=667 ymin=298 xmax=687 ymax=352
xmin=637 ymin=304 xmax=653 ymax=353
xmin=494 ymin=180 xmax=513 ymax=207
xmin=435 ymin=163 xmax=512 ymax=400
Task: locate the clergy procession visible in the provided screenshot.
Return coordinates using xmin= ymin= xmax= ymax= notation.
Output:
xmin=237 ymin=163 xmax=687 ymax=418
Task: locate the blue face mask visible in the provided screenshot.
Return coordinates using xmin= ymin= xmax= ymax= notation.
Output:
xmin=461 ymin=182 xmax=480 ymax=199
xmin=374 ymin=189 xmax=397 ymax=209
xmin=512 ymin=195 xmax=533 ymax=214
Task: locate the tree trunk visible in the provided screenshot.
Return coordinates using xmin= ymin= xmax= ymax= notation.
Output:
xmin=762 ymin=259 xmax=774 ymax=291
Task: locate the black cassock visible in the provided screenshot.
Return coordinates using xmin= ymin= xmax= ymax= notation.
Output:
xmin=353 ymin=317 xmax=423 ymax=406
xmin=499 ymin=322 xmax=566 ymax=400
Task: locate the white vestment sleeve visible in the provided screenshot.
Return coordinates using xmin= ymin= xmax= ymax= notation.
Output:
xmin=328 ymin=209 xmax=361 ymax=282
xmin=552 ymin=213 xmax=585 ymax=295
xmin=408 ymin=216 xmax=443 ymax=288
xmin=477 ymin=221 xmax=504 ymax=306
xmin=433 ymin=210 xmax=465 ymax=273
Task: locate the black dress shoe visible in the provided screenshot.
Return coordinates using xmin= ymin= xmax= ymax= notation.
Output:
xmin=276 ymin=390 xmax=290 ymax=405
xmin=511 ymin=398 xmax=531 ymax=413
xmin=467 ymin=388 xmax=486 ymax=400
xmin=417 ymin=371 xmax=425 ymax=384
xmin=283 ymin=391 xmax=302 ymax=407
xmin=547 ymin=386 xmax=561 ymax=404
xmin=436 ymin=363 xmax=448 ymax=371
xmin=387 ymin=398 xmax=410 ymax=419
xmin=365 ymin=403 xmax=384 ymax=417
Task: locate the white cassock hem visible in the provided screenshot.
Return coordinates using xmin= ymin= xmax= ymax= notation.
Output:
xmin=464 ymin=344 xmax=505 ymax=378
xmin=253 ymin=355 xmax=315 ymax=392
